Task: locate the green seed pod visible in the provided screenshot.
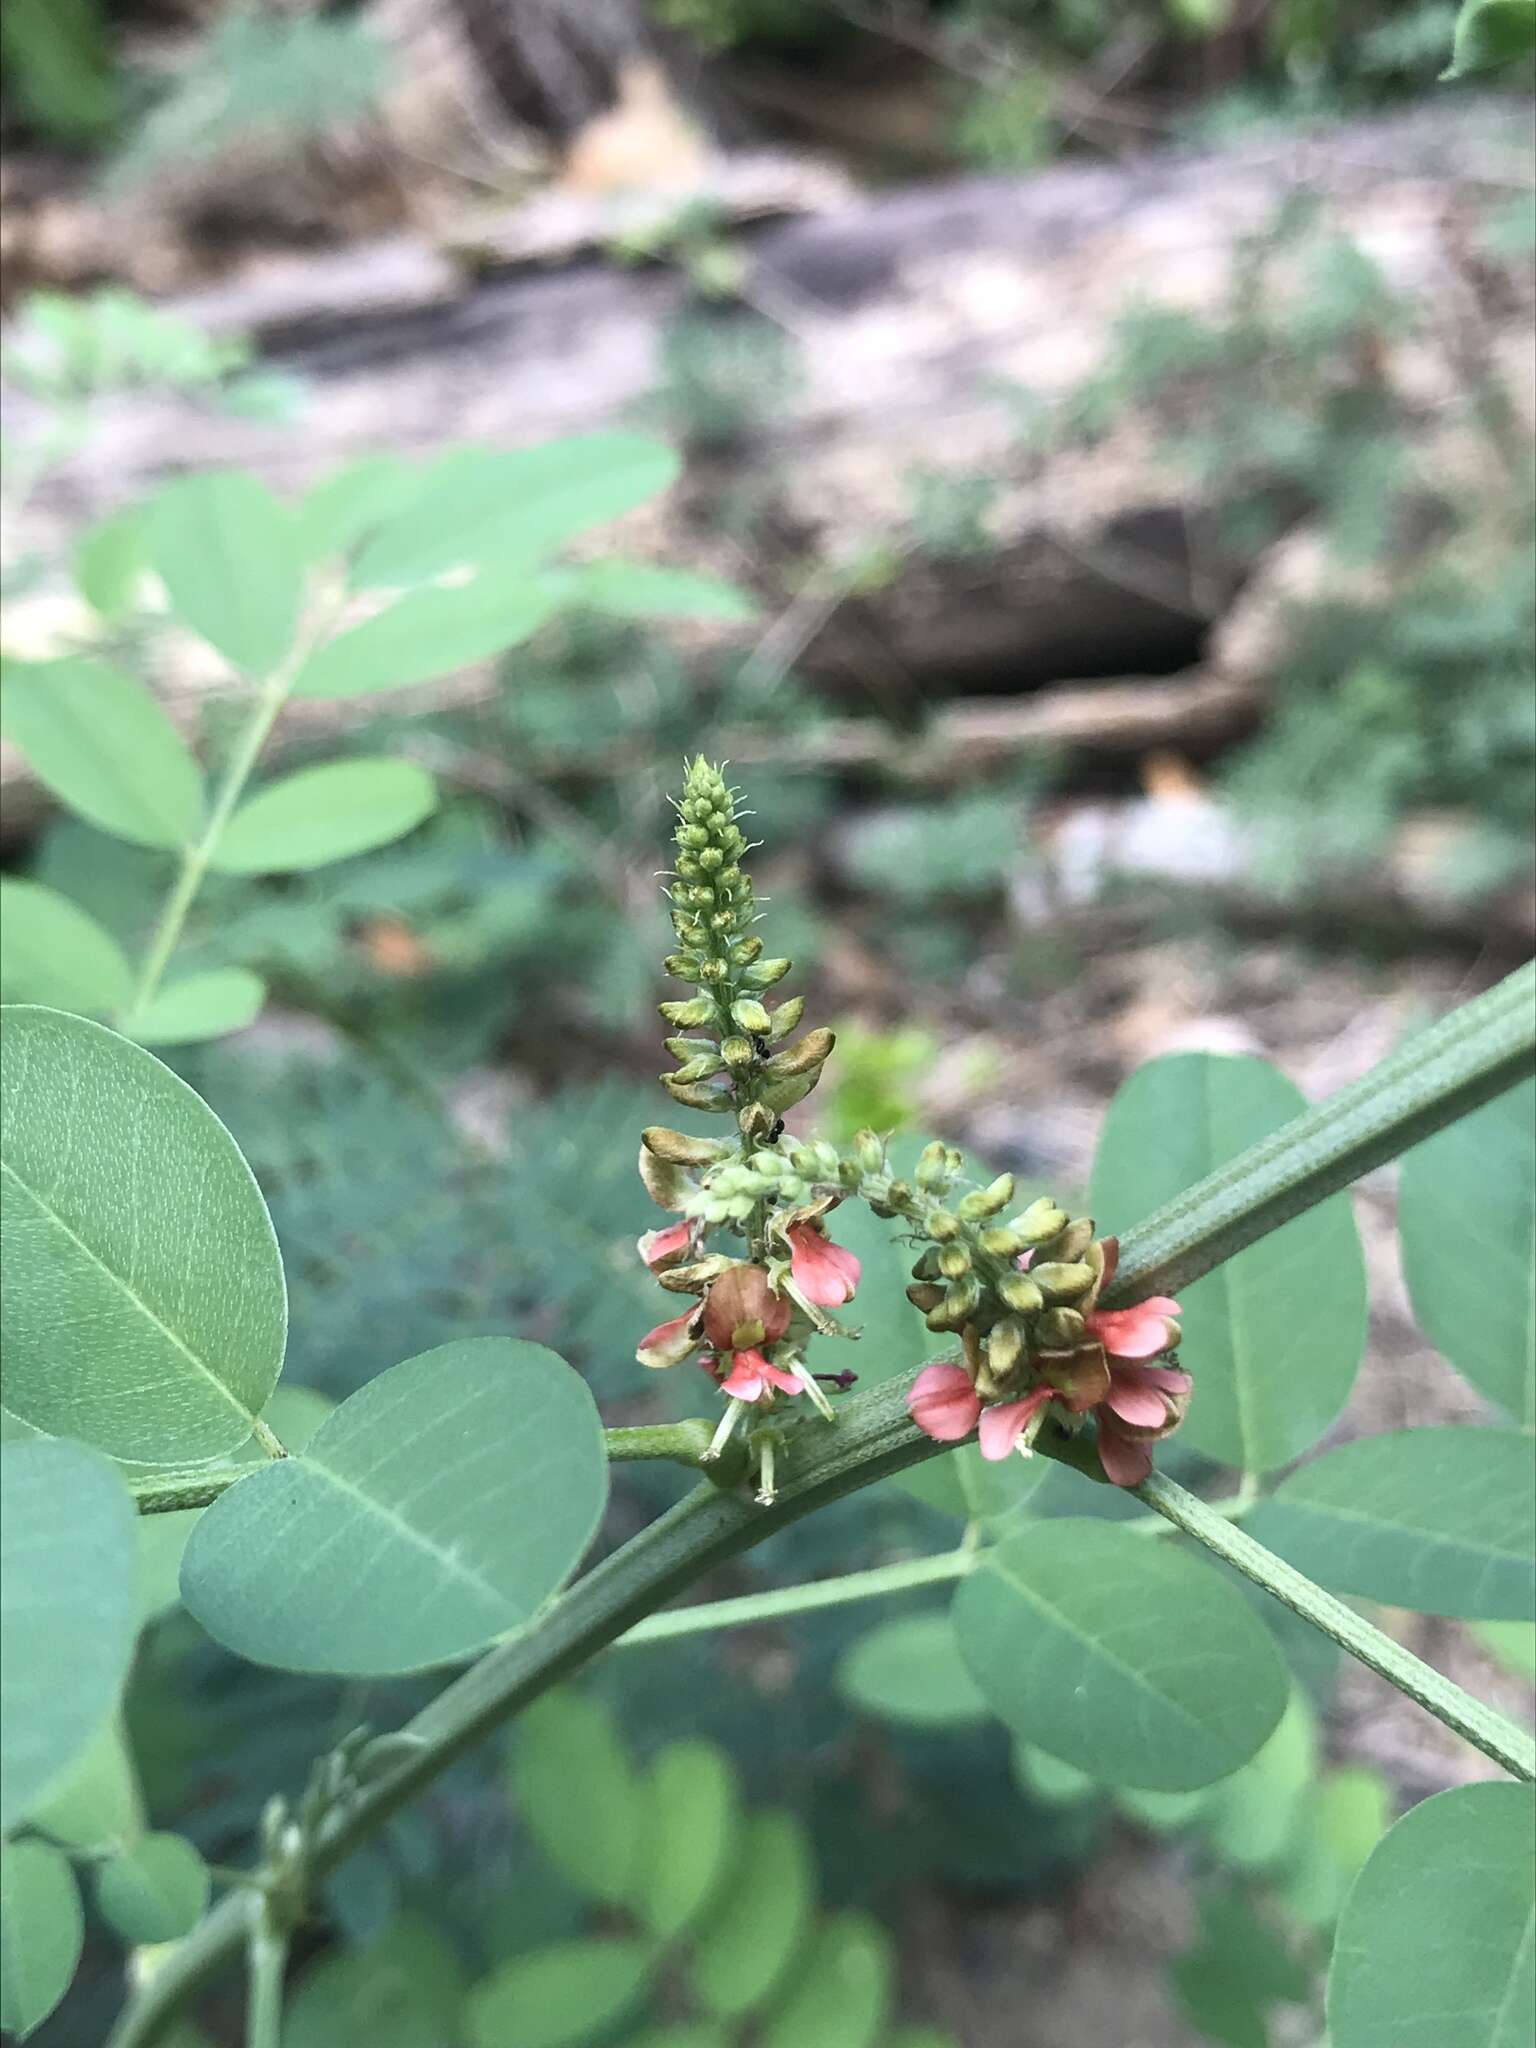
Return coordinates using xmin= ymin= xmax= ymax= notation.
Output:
xmin=1012 ymin=1197 xmax=1068 ymax=1245
xmin=764 ymin=1028 xmax=836 ymax=1079
xmin=957 ymin=1173 xmax=1015 ymax=1221
xmin=925 ymin=1208 xmax=961 ymax=1242
xmin=672 ymin=1053 xmax=724 ymax=1084
xmin=743 ymin=957 xmax=793 ymax=989
xmin=906 ymin=1282 xmax=945 ymax=1313
xmin=658 ymin=995 xmax=716 ymax=1028
xmin=663 ymin=1035 xmax=709 ymax=1061
xmin=643 ymin=1127 xmax=725 ymax=1168
xmin=997 ymin=1272 xmax=1044 ymax=1315
xmin=663 ymin=953 xmax=694 ymax=980
xmin=1030 ymin=1261 xmax=1096 ymax=1302
xmin=1036 ymin=1307 xmax=1085 ymax=1349
xmin=731 ymin=998 xmax=772 ymax=1035
xmin=914 ymin=1141 xmax=950 ymax=1190
xmin=938 ymin=1244 xmax=972 ymax=1280
xmin=760 ymin=1072 xmax=817 ymax=1113
xmin=977 ymin=1225 xmax=1029 ymax=1260
xmin=766 ymin=995 xmax=805 ymax=1041
xmin=663 ymin=1075 xmax=733 ymax=1111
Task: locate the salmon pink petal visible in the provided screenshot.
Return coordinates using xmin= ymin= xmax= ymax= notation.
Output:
xmin=977 ymin=1389 xmax=1051 ymax=1462
xmin=907 ymin=1363 xmax=982 ymax=1442
xmin=1104 ymin=1378 xmax=1172 ymax=1427
xmin=637 ymin=1309 xmax=699 ymax=1370
xmin=1096 ymin=1419 xmax=1154 ymax=1488
xmin=1086 ymin=1302 xmax=1178 ymax=1359
xmin=787 ymin=1225 xmax=861 ymax=1306
xmin=1134 ymin=1364 xmax=1192 ymax=1396
xmin=720 ymin=1353 xmax=767 ymax=1399
xmin=638 ymin=1219 xmax=694 ymax=1269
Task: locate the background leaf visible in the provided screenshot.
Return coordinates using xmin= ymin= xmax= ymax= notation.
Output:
xmin=1446 ymin=0 xmax=1536 ymax=75
xmin=953 ymin=1519 xmax=1288 ymax=1789
xmin=291 ymin=581 xmax=555 ymax=698
xmin=466 ymin=1937 xmax=651 ymax=2048
xmin=179 ymin=1339 xmax=608 ymax=1675
xmin=145 ymin=470 xmax=304 ymax=674
xmin=1247 ymin=1428 xmax=1535 ymax=1619
xmin=1091 ymin=1052 xmax=1368 ymax=1472
xmin=1398 ymin=1079 xmax=1534 ymax=1425
xmin=74 ymin=510 xmax=146 ymax=617
xmin=837 ymin=1612 xmax=990 ymax=1726
xmin=0 ymin=1440 xmax=137 ymax=1832
xmin=0 ymin=1838 xmax=84 ymax=2041
xmin=759 ymin=1912 xmax=892 ymax=2048
xmin=0 ymin=658 xmax=203 ymax=849
xmin=128 ymin=967 xmax=266 ymax=1046
xmin=348 ymin=436 xmax=680 ymax=588
xmin=556 ymin=562 xmax=757 ymax=622
xmin=0 ymin=1007 xmax=287 ymax=1461
xmin=210 ymin=760 xmax=437 ymax=873
xmin=0 ymin=878 xmax=132 ymax=1016
xmin=27 ymin=1717 xmax=142 ymax=1856
xmin=629 ymin=1740 xmax=739 ymax=1942
xmin=285 ymin=1915 xmax=465 ymax=2048
xmin=686 ymin=1810 xmax=814 ymax=2020
xmin=510 ymin=1691 xmax=641 ymax=1906
xmin=94 ymin=1832 xmax=210 ymax=1945
xmin=1328 ymin=1781 xmax=1535 ymax=2048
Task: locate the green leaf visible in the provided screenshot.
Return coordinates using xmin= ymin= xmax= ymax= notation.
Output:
xmin=75 ymin=510 xmax=146 ymax=617
xmin=285 ymin=1914 xmax=465 ymax=2048
xmin=1328 ymin=1781 xmax=1535 ymax=2048
xmin=0 ymin=1007 xmax=287 ymax=1460
xmin=1472 ymin=1621 xmax=1536 ymax=1681
xmin=953 ymin=1519 xmax=1288 ymax=1790
xmin=0 ymin=657 xmax=203 ymax=849
xmin=1246 ymin=1429 xmax=1535 ymax=1621
xmin=0 ymin=1440 xmax=137 ymax=1832
xmin=0 ymin=1838 xmax=84 ymax=2040
xmin=137 ymin=1511 xmax=203 ymax=1621
xmin=291 ymin=580 xmax=556 ymax=698
xmin=1171 ymin=1889 xmax=1310 ymax=2048
xmin=210 ymin=759 xmax=437 ymax=873
xmin=128 ymin=967 xmax=266 ymax=1046
xmin=297 ymin=456 xmax=416 ymax=562
xmin=145 ymin=470 xmax=304 ymax=674
xmin=1013 ymin=1742 xmax=1100 ymax=1808
xmin=466 ymin=1938 xmax=652 ymax=2048
xmin=1114 ymin=1782 xmax=1210 ymax=1831
xmin=556 ymin=561 xmax=757 ymax=621
xmin=629 ymin=1739 xmax=739 ymax=1942
xmin=0 ymin=879 xmax=132 ymax=1015
xmin=94 ymin=1832 xmax=210 ymax=1945
xmin=1445 ymin=0 xmax=1536 ymax=75
xmin=179 ymin=1338 xmax=607 ymax=1675
xmin=625 ymin=2030 xmax=730 ymax=2048
xmin=687 ymin=1810 xmax=814 ymax=2019
xmin=509 ymin=1690 xmax=641 ymax=1905
xmin=349 ymin=436 xmax=681 ymax=588
xmin=1091 ymin=1052 xmax=1368 ymax=1472
xmin=759 ymin=1912 xmax=892 ymax=2048
xmin=29 ymin=1717 xmax=142 ymax=1855
xmin=1275 ymin=1766 xmax=1389 ymax=1931
xmin=1203 ymin=1687 xmax=1316 ymax=1871
xmin=1399 ymin=1080 xmax=1534 ymax=1425
xmin=837 ymin=1612 xmax=989 ymax=1726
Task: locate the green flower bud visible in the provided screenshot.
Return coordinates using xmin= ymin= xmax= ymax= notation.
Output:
xmin=927 ymin=1275 xmax=982 ymax=1332
xmin=663 ymin=953 xmax=695 ymax=980
xmin=1012 ymin=1197 xmax=1068 ymax=1245
xmin=767 ymin=995 xmax=805 ymax=1041
xmin=986 ymin=1315 xmax=1029 ymax=1380
xmin=906 ymin=1282 xmax=945 ymax=1313
xmin=977 ymin=1225 xmax=1029 ymax=1260
xmin=938 ymin=1244 xmax=972 ymax=1280
xmin=1030 ymin=1261 xmax=1096 ymax=1302
xmin=958 ymin=1174 xmax=1015 ymax=1221
xmin=1040 ymin=1218 xmax=1095 ymax=1263
xmin=849 ymin=1129 xmax=885 ymax=1176
xmin=764 ymin=1028 xmax=836 ymax=1079
xmin=721 ymin=1037 xmax=756 ymax=1069
xmin=643 ymin=1126 xmax=725 ymax=1167
xmin=663 ymin=1075 xmax=734 ymax=1111
xmin=997 ymin=1272 xmax=1044 ymax=1315
xmin=887 ymin=1179 xmax=913 ymax=1209
xmin=698 ymin=958 xmax=729 ymax=983
xmin=659 ymin=995 xmax=716 ymax=1027
xmin=761 ymin=1072 xmax=817 ymax=1112
xmin=1036 ymin=1307 xmax=1085 ymax=1348
xmin=743 ymin=957 xmax=792 ymax=988
xmin=672 ymin=1053 xmax=724 ymax=1084
xmin=731 ymin=998 xmax=772 ymax=1035
xmin=663 ymin=1035 xmax=710 ymax=1060
xmin=733 ymin=935 xmax=764 ymax=965
xmin=738 ymin=1101 xmax=776 ymax=1142
xmin=914 ymin=1141 xmax=950 ymax=1190
xmin=925 ymin=1208 xmax=961 ymax=1242
xmin=911 ymin=1247 xmax=943 ymax=1281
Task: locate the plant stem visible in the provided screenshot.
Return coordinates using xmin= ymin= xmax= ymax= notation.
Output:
xmin=1104 ymin=960 xmax=1536 ymax=1306
xmin=1135 ymin=1470 xmax=1536 ymax=1783
xmin=615 ymin=1545 xmax=978 ymax=1647
xmin=605 ymin=1421 xmax=713 ymax=1465
xmin=244 ymin=1913 xmax=286 ymax=2048
xmin=130 ymin=1467 xmax=252 ymax=1514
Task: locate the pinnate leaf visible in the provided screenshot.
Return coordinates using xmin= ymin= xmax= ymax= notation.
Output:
xmin=555 ymin=561 xmax=756 ymax=621
xmin=629 ymin=1740 xmax=739 ymax=1942
xmin=0 ymin=1838 xmax=84 ymax=2040
xmin=759 ymin=1912 xmax=892 ymax=2048
xmin=687 ymin=1810 xmax=814 ymax=2019
xmin=211 ymin=759 xmax=437 ymax=873
xmin=0 ymin=657 xmax=202 ymax=849
xmin=94 ymin=1832 xmax=210 ymax=1945
xmin=145 ymin=470 xmax=303 ymax=673
xmin=0 ymin=1440 xmax=137 ymax=1833
xmin=0 ymin=1007 xmax=287 ymax=1461
xmin=510 ymin=1690 xmax=641 ymax=1904
xmin=179 ymin=1339 xmax=607 ymax=1675
xmin=1328 ymin=1781 xmax=1535 ymax=2048
xmin=128 ymin=967 xmax=266 ymax=1045
xmin=1091 ymin=1052 xmax=1367 ymax=1472
xmin=953 ymin=1519 xmax=1288 ymax=1790
xmin=837 ymin=1612 xmax=989 ymax=1726
xmin=467 ymin=1937 xmax=651 ymax=2048
xmin=28 ymin=1717 xmax=142 ymax=1855
xmin=1247 ymin=1428 xmax=1535 ymax=1620
xmin=291 ymin=580 xmax=556 ymax=698
xmin=0 ymin=878 xmax=132 ymax=1016
xmin=1446 ymin=0 xmax=1536 ymax=75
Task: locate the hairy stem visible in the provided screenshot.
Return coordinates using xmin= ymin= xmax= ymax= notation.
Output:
xmin=1104 ymin=960 xmax=1536 ymax=1306
xmin=1136 ymin=1470 xmax=1536 ymax=1783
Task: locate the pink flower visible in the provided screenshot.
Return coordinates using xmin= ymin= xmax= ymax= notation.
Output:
xmin=908 ymin=1363 xmax=982 ymax=1442
xmin=786 ymin=1224 xmax=861 ymax=1307
xmin=1084 ymin=1296 xmax=1181 ymax=1359
xmin=638 ymin=1219 xmax=695 ymax=1270
xmin=702 ymin=1266 xmax=792 ymax=1353
xmin=1094 ymin=1359 xmax=1192 ymax=1486
xmin=636 ymin=1308 xmax=701 ymax=1371
xmin=720 ymin=1348 xmax=803 ymax=1401
xmin=977 ymin=1386 xmax=1054 ymax=1462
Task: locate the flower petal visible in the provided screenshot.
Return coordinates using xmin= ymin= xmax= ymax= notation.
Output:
xmin=1086 ymin=1301 xmax=1179 ymax=1359
xmin=977 ymin=1389 xmax=1050 ymax=1462
xmin=638 ymin=1219 xmax=694 ymax=1270
xmin=1096 ymin=1419 xmax=1155 ymax=1487
xmin=637 ymin=1308 xmax=700 ymax=1370
xmin=1103 ymin=1378 xmax=1172 ymax=1428
xmin=907 ymin=1363 xmax=982 ymax=1442
xmin=787 ymin=1225 xmax=861 ymax=1306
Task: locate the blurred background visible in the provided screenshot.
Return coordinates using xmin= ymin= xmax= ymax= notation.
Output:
xmin=1 ymin=3 xmax=1533 ymax=2043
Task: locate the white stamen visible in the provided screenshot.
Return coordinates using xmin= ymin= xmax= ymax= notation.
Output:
xmin=703 ymin=1399 xmax=746 ymax=1462
xmin=754 ymin=1435 xmax=777 ymax=1506
xmin=792 ymin=1359 xmax=836 ymax=1420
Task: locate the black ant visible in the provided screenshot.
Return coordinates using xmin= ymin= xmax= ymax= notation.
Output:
xmin=750 ymin=1033 xmax=771 ymax=1058
xmin=769 ymin=1118 xmax=786 ymax=1141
